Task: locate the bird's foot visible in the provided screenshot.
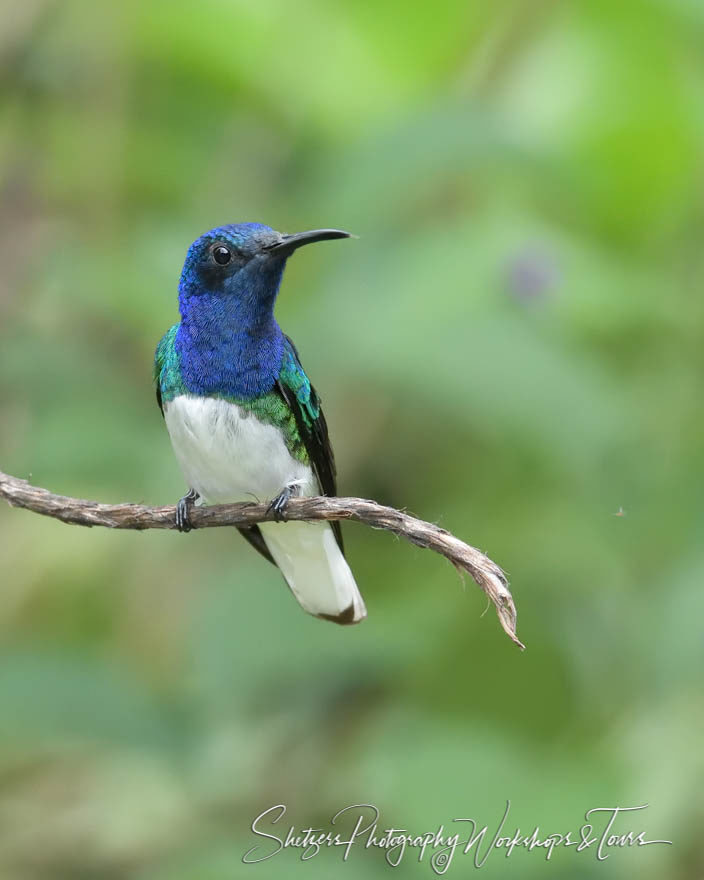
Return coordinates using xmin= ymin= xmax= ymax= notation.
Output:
xmin=267 ymin=484 xmax=298 ymax=523
xmin=175 ymin=488 xmax=199 ymax=533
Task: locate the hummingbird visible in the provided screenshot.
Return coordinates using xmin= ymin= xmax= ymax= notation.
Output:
xmin=154 ymin=223 xmax=366 ymax=625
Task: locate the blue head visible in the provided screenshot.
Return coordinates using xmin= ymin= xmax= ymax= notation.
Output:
xmin=175 ymin=222 xmax=350 ymax=398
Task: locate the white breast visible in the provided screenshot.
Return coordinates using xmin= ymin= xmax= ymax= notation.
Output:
xmin=163 ymin=394 xmax=316 ymax=505
xmin=164 ymin=393 xmax=366 ymax=625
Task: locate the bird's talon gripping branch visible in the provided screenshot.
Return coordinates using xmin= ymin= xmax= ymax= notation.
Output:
xmin=175 ymin=488 xmax=199 ymax=532
xmin=267 ymin=485 xmax=295 ymax=523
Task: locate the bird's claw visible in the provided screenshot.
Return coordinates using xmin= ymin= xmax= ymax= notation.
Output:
xmin=267 ymin=485 xmax=294 ymax=523
xmin=175 ymin=488 xmax=199 ymax=533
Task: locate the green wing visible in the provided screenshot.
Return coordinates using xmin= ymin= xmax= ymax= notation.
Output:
xmin=154 ymin=324 xmax=181 ymax=417
xmin=276 ymin=336 xmax=344 ymax=553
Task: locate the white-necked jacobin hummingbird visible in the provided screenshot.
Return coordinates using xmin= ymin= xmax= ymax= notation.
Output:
xmin=154 ymin=223 xmax=366 ymax=624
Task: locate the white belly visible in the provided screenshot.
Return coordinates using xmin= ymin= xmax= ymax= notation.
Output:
xmin=163 ymin=394 xmax=316 ymax=504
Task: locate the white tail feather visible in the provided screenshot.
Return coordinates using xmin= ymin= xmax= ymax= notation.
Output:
xmin=259 ymin=521 xmax=366 ymax=624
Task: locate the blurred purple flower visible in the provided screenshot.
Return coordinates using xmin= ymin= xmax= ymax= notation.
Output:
xmin=506 ymin=247 xmax=560 ymax=303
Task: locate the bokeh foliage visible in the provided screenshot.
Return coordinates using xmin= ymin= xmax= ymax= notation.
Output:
xmin=1 ymin=0 xmax=702 ymax=877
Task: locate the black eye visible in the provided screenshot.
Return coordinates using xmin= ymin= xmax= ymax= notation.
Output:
xmin=212 ymin=245 xmax=231 ymax=265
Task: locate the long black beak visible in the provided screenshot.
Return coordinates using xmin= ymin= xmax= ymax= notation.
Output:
xmin=265 ymin=228 xmax=352 ymax=256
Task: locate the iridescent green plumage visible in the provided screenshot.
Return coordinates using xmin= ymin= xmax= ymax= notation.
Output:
xmin=154 ymin=324 xmax=316 ymax=463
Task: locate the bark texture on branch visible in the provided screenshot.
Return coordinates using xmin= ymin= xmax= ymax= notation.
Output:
xmin=0 ymin=470 xmax=524 ymax=648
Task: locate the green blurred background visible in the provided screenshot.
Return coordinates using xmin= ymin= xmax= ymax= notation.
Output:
xmin=1 ymin=0 xmax=702 ymax=877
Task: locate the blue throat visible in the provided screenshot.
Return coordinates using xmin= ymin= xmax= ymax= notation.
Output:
xmin=175 ymin=256 xmax=286 ymax=399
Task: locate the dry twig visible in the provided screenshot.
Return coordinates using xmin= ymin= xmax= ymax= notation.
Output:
xmin=0 ymin=470 xmax=524 ymax=648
